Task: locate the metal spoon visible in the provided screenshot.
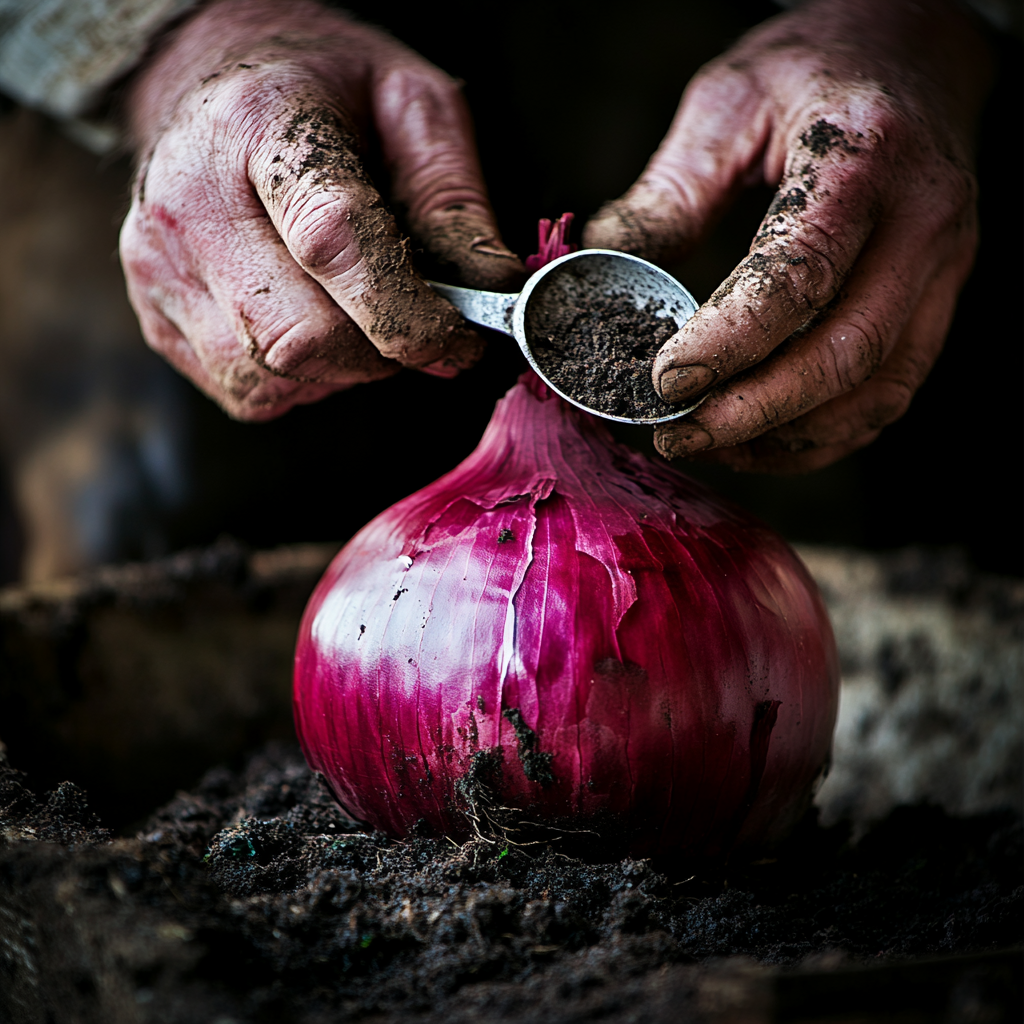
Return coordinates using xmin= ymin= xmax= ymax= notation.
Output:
xmin=429 ymin=248 xmax=704 ymax=425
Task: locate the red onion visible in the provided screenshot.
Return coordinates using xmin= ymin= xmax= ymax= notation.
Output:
xmin=293 ymin=374 xmax=839 ymax=859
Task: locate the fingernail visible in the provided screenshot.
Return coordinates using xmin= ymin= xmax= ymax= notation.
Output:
xmin=469 ymin=234 xmax=519 ymax=260
xmin=657 ymin=365 xmax=716 ymax=403
xmin=655 ymin=424 xmax=713 ymax=460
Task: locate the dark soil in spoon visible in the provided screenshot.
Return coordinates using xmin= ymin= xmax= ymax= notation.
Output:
xmin=2 ymin=742 xmax=1020 ymax=1023
xmin=530 ymin=294 xmax=680 ymax=420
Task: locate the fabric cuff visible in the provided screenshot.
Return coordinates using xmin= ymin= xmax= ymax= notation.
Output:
xmin=0 ymin=0 xmax=198 ymax=149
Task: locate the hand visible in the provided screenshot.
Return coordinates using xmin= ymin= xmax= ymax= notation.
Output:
xmin=120 ymin=0 xmax=523 ymax=420
xmin=584 ymin=0 xmax=992 ymax=471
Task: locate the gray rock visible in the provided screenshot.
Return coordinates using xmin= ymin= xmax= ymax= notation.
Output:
xmin=797 ymin=546 xmax=1023 ymax=831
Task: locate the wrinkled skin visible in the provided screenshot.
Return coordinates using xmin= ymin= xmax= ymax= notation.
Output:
xmin=121 ymin=0 xmax=524 ymax=421
xmin=584 ymin=0 xmax=993 ymax=472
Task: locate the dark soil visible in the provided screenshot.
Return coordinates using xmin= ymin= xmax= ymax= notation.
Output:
xmin=1 ymin=742 xmax=1020 ymax=1023
xmin=799 ymin=119 xmax=860 ymax=158
xmin=531 ymin=294 xmax=679 ymax=420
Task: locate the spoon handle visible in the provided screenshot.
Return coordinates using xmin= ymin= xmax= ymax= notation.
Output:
xmin=427 ymin=281 xmax=519 ymax=336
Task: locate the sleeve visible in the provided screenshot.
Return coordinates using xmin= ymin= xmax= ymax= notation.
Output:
xmin=0 ymin=0 xmax=198 ymax=151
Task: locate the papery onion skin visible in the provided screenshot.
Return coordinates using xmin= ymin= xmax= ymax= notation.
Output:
xmin=294 ymin=373 xmax=839 ymax=860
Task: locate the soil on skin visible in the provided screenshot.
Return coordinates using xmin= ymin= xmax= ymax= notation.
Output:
xmin=531 ymin=294 xmax=679 ymax=420
xmin=412 ymin=207 xmax=526 ymax=292
xmin=1 ymin=742 xmax=1020 ymax=1023
xmin=799 ymin=119 xmax=861 ymax=158
xmin=269 ymin=101 xmax=476 ymax=371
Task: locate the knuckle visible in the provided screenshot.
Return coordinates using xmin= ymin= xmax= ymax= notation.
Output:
xmin=285 ymin=195 xmax=358 ymax=272
xmin=684 ymin=65 xmax=732 ymax=107
xmin=395 ymin=64 xmax=463 ymax=106
xmin=729 ymin=387 xmax=789 ymax=435
xmin=194 ymin=67 xmax=344 ymax=173
xmin=832 ymin=313 xmax=886 ymax=385
xmin=686 ymin=53 xmax=754 ymax=102
xmin=375 ymin=64 xmax=469 ymax=151
xmin=858 ymin=96 xmax=906 ymax=148
xmin=797 ymin=89 xmax=907 ymax=159
xmin=779 ymin=235 xmax=842 ymax=309
xmin=119 ymin=221 xmax=176 ymax=287
xmin=585 ymin=191 xmax=687 ymax=262
xmin=179 ymin=75 xmax=252 ymax=141
xmin=751 ymin=192 xmax=865 ymax=317
xmin=236 ymin=307 xmax=315 ymax=375
xmin=731 ymin=238 xmax=841 ymax=329
xmin=200 ymin=65 xmax=297 ymax=126
xmin=583 ymin=200 xmax=642 ymax=251
xmin=237 ymin=303 xmax=399 ymax=381
xmin=236 ymin=307 xmax=285 ymax=359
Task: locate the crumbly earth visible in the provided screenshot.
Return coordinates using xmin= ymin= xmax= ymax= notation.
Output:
xmin=531 ymin=295 xmax=679 ymax=420
xmin=1 ymin=742 xmax=1020 ymax=1023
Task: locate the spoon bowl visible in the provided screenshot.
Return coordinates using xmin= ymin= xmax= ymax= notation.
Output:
xmin=430 ymin=249 xmax=703 ymax=424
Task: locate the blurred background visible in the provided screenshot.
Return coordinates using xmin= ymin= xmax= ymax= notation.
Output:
xmin=0 ymin=0 xmax=1020 ymax=585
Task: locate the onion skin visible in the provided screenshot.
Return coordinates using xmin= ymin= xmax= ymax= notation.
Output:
xmin=294 ymin=373 xmax=839 ymax=859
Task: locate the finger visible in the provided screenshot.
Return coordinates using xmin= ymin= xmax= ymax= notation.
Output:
xmin=247 ymin=85 xmax=485 ymax=374
xmin=372 ymin=63 xmax=525 ymax=291
xmin=653 ymin=226 xmax=971 ymax=460
xmin=651 ymin=118 xmax=900 ymax=405
xmin=121 ymin=193 xmax=269 ymax=409
xmin=690 ymin=259 xmax=966 ymax=473
xmin=147 ymin=112 xmax=400 ymax=378
xmin=136 ymin=297 xmax=354 ymax=418
xmin=582 ymin=60 xmax=770 ymax=262
xmin=123 ymin=229 xmax=366 ymax=420
xmin=122 ymin=130 xmax=401 ymax=420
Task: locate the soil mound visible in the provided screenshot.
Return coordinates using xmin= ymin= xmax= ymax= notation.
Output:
xmin=1 ymin=742 xmax=1020 ymax=1022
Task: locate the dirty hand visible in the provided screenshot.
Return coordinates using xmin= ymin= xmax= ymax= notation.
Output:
xmin=584 ymin=0 xmax=992 ymax=471
xmin=120 ymin=0 xmax=522 ymax=420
